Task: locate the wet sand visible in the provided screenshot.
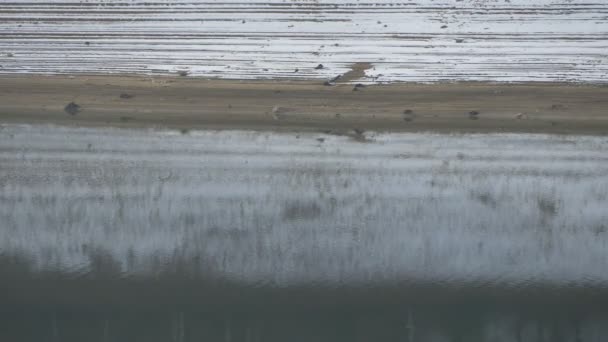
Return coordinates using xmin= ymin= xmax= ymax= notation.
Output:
xmin=1 ymin=75 xmax=608 ymax=135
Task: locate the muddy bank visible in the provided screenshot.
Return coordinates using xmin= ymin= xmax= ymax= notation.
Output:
xmin=1 ymin=75 xmax=608 ymax=135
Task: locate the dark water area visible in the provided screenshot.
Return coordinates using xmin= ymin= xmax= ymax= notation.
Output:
xmin=3 ymin=264 xmax=608 ymax=342
xmin=2 ymin=125 xmax=608 ymax=340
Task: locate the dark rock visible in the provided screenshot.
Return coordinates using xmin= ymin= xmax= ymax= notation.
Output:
xmin=177 ymin=70 xmax=189 ymax=77
xmin=64 ymin=102 xmax=81 ymax=116
xmin=441 ymin=25 xmax=448 ymax=29
xmin=315 ymin=64 xmax=324 ymax=70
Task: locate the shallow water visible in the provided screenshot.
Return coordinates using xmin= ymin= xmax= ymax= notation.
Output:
xmin=1 ymin=124 xmax=608 ymax=340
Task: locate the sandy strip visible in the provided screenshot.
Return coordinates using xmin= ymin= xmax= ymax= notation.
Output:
xmin=1 ymin=75 xmax=607 ymax=135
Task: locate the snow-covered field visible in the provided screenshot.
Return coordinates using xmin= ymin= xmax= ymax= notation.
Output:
xmin=1 ymin=124 xmax=608 ymax=287
xmin=0 ymin=0 xmax=607 ymax=83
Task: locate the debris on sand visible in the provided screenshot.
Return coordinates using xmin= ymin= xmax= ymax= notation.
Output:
xmin=294 ymin=68 xmax=299 ymax=73
xmin=352 ymin=83 xmax=366 ymax=91
xmin=120 ymin=93 xmax=134 ymax=99
xmin=64 ymin=102 xmax=81 ymax=116
xmin=177 ymin=70 xmax=189 ymax=77
xmin=315 ymin=64 xmax=324 ymax=70
xmin=403 ymin=109 xmax=416 ymax=122
xmin=272 ymin=105 xmax=286 ymax=120
xmin=468 ymin=110 xmax=480 ymax=120
xmin=515 ymin=112 xmax=528 ymax=120
xmin=441 ymin=25 xmax=448 ymax=29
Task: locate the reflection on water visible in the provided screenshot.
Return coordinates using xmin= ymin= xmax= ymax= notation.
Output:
xmin=1 ymin=124 xmax=608 ymax=340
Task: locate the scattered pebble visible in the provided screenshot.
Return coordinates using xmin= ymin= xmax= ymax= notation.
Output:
xmin=352 ymin=83 xmax=366 ymax=91
xmin=64 ymin=102 xmax=81 ymax=116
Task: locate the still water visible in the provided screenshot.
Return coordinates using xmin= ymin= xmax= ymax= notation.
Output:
xmin=1 ymin=124 xmax=608 ymax=341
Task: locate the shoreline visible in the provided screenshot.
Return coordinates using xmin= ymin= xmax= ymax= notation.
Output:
xmin=1 ymin=74 xmax=607 ymax=135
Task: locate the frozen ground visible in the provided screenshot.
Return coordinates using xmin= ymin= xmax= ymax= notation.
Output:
xmin=0 ymin=0 xmax=607 ymax=83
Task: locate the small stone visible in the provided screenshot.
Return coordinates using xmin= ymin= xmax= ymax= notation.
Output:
xmin=315 ymin=64 xmax=324 ymax=70
xmin=64 ymin=102 xmax=81 ymax=116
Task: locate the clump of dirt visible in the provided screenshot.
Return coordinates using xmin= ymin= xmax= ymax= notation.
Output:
xmin=272 ymin=105 xmax=288 ymax=120
xmin=403 ymin=109 xmax=416 ymax=122
xmin=352 ymin=83 xmax=366 ymax=91
xmin=64 ymin=102 xmax=81 ymax=115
